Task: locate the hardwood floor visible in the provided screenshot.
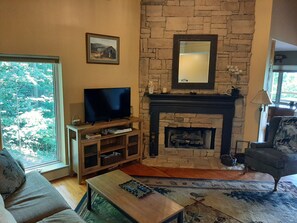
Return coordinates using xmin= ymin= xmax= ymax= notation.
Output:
xmin=52 ymin=176 xmax=87 ymax=209
xmin=51 ymin=163 xmax=297 ymax=209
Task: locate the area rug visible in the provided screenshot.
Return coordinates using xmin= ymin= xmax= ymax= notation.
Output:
xmin=76 ymin=177 xmax=297 ymax=223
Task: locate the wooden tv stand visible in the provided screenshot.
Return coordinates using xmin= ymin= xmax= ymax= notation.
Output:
xmin=66 ymin=117 xmax=142 ymax=184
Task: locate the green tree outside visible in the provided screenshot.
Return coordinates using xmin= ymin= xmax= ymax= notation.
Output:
xmin=0 ymin=62 xmax=57 ymax=168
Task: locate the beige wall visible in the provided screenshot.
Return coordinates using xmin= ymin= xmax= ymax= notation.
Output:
xmin=243 ymin=0 xmax=297 ymax=142
xmin=0 ymin=0 xmax=141 ymax=125
xmin=243 ymin=0 xmax=273 ymax=142
xmin=1 ymin=0 xmax=294 ymax=153
xmin=271 ymin=0 xmax=297 ymax=46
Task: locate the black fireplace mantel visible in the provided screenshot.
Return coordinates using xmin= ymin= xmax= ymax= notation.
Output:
xmin=147 ymin=93 xmax=241 ymax=156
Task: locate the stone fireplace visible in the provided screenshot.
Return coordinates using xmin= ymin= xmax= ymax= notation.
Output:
xmin=139 ymin=1 xmax=253 ymax=167
xmin=144 ymin=93 xmax=239 ymax=167
xmin=147 ymin=93 xmax=239 ymax=156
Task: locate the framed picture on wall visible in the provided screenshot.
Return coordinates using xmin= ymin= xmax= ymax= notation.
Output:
xmin=86 ymin=33 xmax=119 ymax=64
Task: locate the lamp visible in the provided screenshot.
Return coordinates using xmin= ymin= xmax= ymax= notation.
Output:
xmin=251 ymin=89 xmax=272 ymax=111
xmin=251 ymin=89 xmax=272 ymax=140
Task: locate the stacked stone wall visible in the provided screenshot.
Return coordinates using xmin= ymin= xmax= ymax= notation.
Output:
xmin=139 ymin=0 xmax=256 ymax=157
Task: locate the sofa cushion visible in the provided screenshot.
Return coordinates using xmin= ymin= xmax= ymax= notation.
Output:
xmin=36 ymin=209 xmax=85 ymax=223
xmin=0 ymin=195 xmax=3 ymax=207
xmin=273 ymin=117 xmax=297 ymax=153
xmin=15 ymin=159 xmax=25 ymax=172
xmin=5 ymin=171 xmax=70 ymax=223
xmin=0 ymin=195 xmax=17 ymax=223
xmin=0 ymin=148 xmax=26 ymax=199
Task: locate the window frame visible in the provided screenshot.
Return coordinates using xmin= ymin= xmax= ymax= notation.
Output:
xmin=272 ymin=65 xmax=297 ymax=106
xmin=0 ymin=54 xmax=66 ymax=169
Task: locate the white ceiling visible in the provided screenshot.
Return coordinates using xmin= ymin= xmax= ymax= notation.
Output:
xmin=275 ymin=40 xmax=297 ymax=51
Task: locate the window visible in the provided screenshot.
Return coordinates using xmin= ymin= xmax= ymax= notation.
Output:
xmin=0 ymin=54 xmax=64 ymax=169
xmin=270 ymin=66 xmax=297 ymax=106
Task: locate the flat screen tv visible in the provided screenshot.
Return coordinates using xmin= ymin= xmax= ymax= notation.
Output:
xmin=84 ymin=87 xmax=131 ymax=123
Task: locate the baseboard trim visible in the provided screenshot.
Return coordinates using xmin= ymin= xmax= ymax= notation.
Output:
xmin=41 ymin=163 xmax=69 ymax=181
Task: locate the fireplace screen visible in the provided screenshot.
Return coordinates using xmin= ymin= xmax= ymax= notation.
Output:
xmin=165 ymin=127 xmax=216 ymax=149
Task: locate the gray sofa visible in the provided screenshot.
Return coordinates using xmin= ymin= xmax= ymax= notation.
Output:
xmin=3 ymin=171 xmax=85 ymax=223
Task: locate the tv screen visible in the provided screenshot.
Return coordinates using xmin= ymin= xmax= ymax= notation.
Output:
xmin=84 ymin=87 xmax=131 ymax=123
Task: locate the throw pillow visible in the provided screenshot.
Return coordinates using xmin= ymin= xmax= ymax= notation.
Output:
xmin=273 ymin=117 xmax=297 ymax=153
xmin=0 ymin=193 xmax=17 ymax=223
xmin=0 ymin=149 xmax=26 ymax=199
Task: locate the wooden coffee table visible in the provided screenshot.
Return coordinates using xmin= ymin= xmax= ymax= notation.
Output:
xmin=86 ymin=170 xmax=184 ymax=223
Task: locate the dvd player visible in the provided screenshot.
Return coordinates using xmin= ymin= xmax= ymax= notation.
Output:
xmin=85 ymin=133 xmax=101 ymax=139
xmin=108 ymin=128 xmax=132 ymax=134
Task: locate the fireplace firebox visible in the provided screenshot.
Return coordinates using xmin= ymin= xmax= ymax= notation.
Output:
xmin=165 ymin=127 xmax=216 ymax=149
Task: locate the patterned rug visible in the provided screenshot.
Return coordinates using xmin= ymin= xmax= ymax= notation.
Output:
xmin=75 ymin=177 xmax=297 ymax=223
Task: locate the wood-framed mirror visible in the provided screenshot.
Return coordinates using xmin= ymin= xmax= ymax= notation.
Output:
xmin=172 ymin=34 xmax=218 ymax=89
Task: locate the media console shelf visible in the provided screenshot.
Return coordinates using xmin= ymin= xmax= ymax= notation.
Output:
xmin=67 ymin=117 xmax=142 ymax=184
